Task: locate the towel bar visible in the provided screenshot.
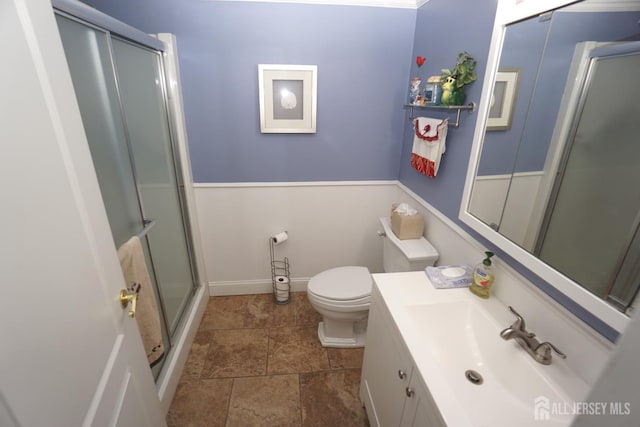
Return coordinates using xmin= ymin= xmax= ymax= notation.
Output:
xmin=404 ymin=102 xmax=476 ymax=127
xmin=136 ymin=219 xmax=156 ymax=239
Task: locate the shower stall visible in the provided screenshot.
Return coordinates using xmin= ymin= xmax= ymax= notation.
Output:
xmin=53 ymin=0 xmax=200 ymax=379
xmin=535 ymin=43 xmax=640 ymax=311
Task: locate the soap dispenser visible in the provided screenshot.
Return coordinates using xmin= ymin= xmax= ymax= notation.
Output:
xmin=469 ymin=251 xmax=494 ymax=299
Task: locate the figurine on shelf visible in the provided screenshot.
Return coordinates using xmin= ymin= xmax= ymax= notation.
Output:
xmin=409 ymin=77 xmax=422 ymax=105
xmin=441 ymin=76 xmax=466 ymax=105
xmin=424 ymin=75 xmax=442 ymax=105
xmin=440 ymin=51 xmax=477 ymax=106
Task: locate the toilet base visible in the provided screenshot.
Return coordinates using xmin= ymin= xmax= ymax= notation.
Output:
xmin=317 ymin=320 xmax=367 ymax=348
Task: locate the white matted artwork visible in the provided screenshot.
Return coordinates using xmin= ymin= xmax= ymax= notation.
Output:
xmin=258 ymin=64 xmax=317 ymax=133
xmin=487 ymin=68 xmax=520 ymax=131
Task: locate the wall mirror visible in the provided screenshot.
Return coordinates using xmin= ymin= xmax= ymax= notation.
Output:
xmin=461 ymin=0 xmax=640 ymax=336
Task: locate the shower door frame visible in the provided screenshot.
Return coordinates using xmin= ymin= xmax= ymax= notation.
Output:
xmin=109 ymin=33 xmax=201 ymax=337
xmin=534 ymin=44 xmax=640 ymax=312
xmin=53 ymin=0 xmax=201 ymax=371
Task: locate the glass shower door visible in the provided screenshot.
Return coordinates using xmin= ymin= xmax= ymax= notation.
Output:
xmin=54 ymin=16 xmax=172 ymax=378
xmin=111 ymin=38 xmax=196 ymax=334
xmin=538 ymin=52 xmax=640 ymax=299
xmin=55 ymin=12 xmax=198 ymax=378
xmin=54 ymin=15 xmax=144 ymax=248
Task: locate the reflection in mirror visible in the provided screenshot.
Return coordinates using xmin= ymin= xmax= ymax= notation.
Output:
xmin=468 ymin=2 xmax=640 ymax=313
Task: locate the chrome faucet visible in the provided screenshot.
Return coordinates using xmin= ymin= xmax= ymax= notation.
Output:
xmin=500 ymin=306 xmax=566 ymax=365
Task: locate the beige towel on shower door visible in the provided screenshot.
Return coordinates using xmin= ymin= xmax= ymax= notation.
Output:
xmin=117 ymin=236 xmax=164 ymax=367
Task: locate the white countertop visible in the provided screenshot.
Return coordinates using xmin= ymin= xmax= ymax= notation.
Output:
xmin=371 ymin=271 xmax=590 ymax=427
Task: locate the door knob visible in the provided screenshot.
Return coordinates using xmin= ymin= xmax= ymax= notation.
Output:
xmin=119 ymin=285 xmax=140 ymax=318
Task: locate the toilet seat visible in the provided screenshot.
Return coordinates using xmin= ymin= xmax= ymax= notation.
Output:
xmin=307 ymin=291 xmax=371 ymax=309
xmin=307 ymin=266 xmax=372 ymax=301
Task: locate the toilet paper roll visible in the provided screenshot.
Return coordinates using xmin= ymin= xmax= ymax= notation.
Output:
xmin=271 ymin=231 xmax=288 ymax=245
xmin=274 ymin=276 xmax=290 ymax=302
xmin=275 ymin=275 xmax=289 ymax=285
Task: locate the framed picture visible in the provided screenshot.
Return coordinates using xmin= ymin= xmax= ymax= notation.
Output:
xmin=487 ymin=68 xmax=520 ymax=131
xmin=258 ymin=64 xmax=317 ymax=133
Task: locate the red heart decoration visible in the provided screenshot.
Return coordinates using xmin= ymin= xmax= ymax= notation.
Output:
xmin=416 ymin=56 xmax=426 ymax=67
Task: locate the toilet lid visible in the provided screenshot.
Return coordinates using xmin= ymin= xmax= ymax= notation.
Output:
xmin=307 ymin=266 xmax=372 ymax=301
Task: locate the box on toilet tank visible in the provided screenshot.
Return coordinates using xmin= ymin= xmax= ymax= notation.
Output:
xmin=390 ymin=212 xmax=424 ymax=240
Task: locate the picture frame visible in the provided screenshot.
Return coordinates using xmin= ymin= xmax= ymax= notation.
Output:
xmin=487 ymin=67 xmax=520 ymax=131
xmin=258 ymin=64 xmax=317 ymax=133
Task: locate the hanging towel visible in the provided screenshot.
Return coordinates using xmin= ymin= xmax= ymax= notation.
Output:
xmin=117 ymin=236 xmax=164 ymax=367
xmin=411 ymin=117 xmax=449 ymax=177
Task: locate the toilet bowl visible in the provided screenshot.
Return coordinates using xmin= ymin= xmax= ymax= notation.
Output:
xmin=307 ymin=217 xmax=439 ymax=348
xmin=307 ymin=266 xmax=372 ymax=347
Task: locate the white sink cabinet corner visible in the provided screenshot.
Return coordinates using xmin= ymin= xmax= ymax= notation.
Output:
xmin=359 ymin=272 xmax=589 ymax=427
xmin=360 ymin=284 xmax=444 ymax=427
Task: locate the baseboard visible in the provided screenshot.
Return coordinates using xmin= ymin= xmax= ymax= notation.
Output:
xmin=193 ymin=180 xmax=399 ymax=188
xmin=156 ymin=283 xmax=209 ymax=414
xmin=209 ymin=278 xmax=310 ymax=296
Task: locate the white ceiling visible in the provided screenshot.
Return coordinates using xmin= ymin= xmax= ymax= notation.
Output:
xmin=201 ymin=0 xmax=431 ymax=9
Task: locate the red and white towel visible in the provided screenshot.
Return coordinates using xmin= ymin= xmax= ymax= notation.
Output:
xmin=411 ymin=117 xmax=448 ymax=177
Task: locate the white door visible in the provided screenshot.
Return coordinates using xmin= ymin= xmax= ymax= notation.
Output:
xmin=0 ymin=0 xmax=166 ymax=426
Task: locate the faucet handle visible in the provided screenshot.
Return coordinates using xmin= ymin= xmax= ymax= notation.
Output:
xmin=507 ymin=306 xmax=527 ymax=331
xmin=534 ymin=342 xmax=567 ymax=364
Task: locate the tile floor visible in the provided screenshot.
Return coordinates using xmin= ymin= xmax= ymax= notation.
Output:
xmin=167 ymin=292 xmax=370 ymax=427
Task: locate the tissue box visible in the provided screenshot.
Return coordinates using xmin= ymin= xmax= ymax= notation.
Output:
xmin=391 ymin=212 xmax=424 ymax=239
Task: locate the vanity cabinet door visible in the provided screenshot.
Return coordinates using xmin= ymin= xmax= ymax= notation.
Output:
xmin=360 ymin=299 xmax=413 ymax=427
xmin=400 ymin=373 xmax=445 ymax=427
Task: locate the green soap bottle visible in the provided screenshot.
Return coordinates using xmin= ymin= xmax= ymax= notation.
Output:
xmin=469 ymin=251 xmax=494 ymax=299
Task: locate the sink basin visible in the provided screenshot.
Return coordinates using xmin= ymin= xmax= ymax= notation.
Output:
xmin=404 ymin=301 xmax=576 ymax=426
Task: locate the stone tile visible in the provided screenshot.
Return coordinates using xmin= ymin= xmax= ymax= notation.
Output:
xmin=166 ymin=378 xmax=232 ymax=427
xmin=199 ymin=295 xmax=251 ymax=331
xmin=244 ymin=293 xmax=296 ymax=328
xmin=327 ymin=347 xmax=365 ymax=370
xmin=226 ymin=374 xmax=301 ymax=427
xmin=292 ymin=292 xmax=323 ymax=326
xmin=300 ymin=369 xmax=369 ymax=427
xmin=179 ymin=329 xmax=216 ymax=380
xmin=201 ymin=329 xmax=268 ymax=378
xmin=268 ymin=326 xmax=330 ymax=374
xmin=169 ymin=295 xmax=372 ymax=426
xmin=180 ymin=345 xmax=209 ymax=380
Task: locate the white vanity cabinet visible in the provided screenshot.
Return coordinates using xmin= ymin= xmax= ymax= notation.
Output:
xmin=400 ymin=373 xmax=438 ymax=427
xmin=360 ymin=287 xmax=445 ymax=427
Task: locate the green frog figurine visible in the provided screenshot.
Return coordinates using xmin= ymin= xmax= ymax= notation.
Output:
xmin=440 ymin=76 xmax=466 ymax=106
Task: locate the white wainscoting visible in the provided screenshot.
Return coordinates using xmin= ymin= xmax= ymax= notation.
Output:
xmin=193 ymin=179 xmax=612 ymax=386
xmin=469 ymin=172 xmax=543 ymax=249
xmin=194 ymin=181 xmax=399 ymax=295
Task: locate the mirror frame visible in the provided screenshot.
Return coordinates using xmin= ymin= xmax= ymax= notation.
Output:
xmin=460 ymin=0 xmax=631 ymax=335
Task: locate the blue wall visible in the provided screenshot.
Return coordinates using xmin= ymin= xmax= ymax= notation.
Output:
xmin=512 ymin=10 xmax=640 ymax=175
xmin=479 ymin=10 xmax=640 ymax=176
xmin=477 ymin=16 xmax=549 ymax=176
xmin=84 ymin=0 xmax=416 ymax=182
xmin=398 ymin=0 xmax=498 ymax=221
xmin=85 ymin=0 xmax=500 ymax=253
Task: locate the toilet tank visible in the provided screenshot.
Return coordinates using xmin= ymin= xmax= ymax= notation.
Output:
xmin=379 ymin=217 xmax=439 ymax=272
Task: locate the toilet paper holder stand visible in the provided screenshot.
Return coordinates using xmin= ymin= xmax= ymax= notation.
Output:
xmin=270 ymin=236 xmax=291 ymax=304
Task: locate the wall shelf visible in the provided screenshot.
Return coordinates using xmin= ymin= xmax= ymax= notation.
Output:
xmin=404 ymin=102 xmax=476 ymax=128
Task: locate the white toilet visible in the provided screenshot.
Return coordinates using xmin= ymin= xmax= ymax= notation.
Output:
xmin=307 ymin=217 xmax=439 ymax=348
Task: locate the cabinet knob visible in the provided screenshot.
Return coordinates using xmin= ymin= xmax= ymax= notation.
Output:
xmin=405 ymin=387 xmax=415 ymax=398
xmin=398 ymin=369 xmax=407 ymax=380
